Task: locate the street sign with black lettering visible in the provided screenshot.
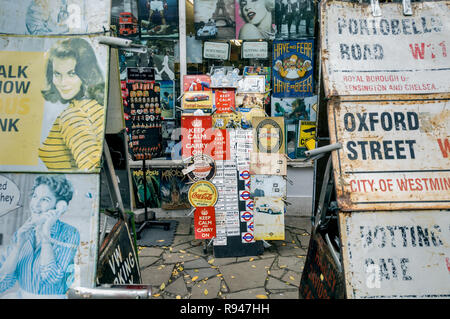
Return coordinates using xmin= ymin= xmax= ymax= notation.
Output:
xmin=320 ymin=0 xmax=450 ymax=97
xmin=339 ymin=210 xmax=450 ymax=298
xmin=328 ymin=98 xmax=450 ymax=211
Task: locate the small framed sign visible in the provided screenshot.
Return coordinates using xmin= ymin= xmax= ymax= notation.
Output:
xmin=242 ymin=41 xmax=268 ymax=59
xmin=203 ymin=41 xmax=230 ymax=60
xmin=126 ymin=67 xmax=155 ymax=81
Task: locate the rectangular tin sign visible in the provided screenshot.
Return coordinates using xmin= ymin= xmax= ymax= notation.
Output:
xmin=320 ymin=0 xmax=450 ymax=97
xmin=339 ymin=210 xmax=450 ymax=298
xmin=329 ymin=98 xmax=450 ymax=211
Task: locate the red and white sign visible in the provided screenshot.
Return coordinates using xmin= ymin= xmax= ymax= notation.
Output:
xmin=181 ymin=115 xmax=212 ymax=158
xmin=183 ymin=75 xmax=211 ymax=92
xmin=194 ymin=206 xmax=216 ymax=239
xmin=214 ymin=89 xmax=235 ymax=113
xmin=206 ymin=129 xmax=231 ymax=161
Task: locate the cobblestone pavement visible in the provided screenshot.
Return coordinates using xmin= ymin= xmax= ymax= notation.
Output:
xmin=138 ymin=216 xmax=312 ymax=299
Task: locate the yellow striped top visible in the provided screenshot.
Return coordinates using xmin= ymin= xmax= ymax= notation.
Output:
xmin=38 ymin=99 xmax=105 ymax=172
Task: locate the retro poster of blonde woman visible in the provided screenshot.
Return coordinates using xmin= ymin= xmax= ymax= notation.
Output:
xmin=0 ymin=35 xmax=108 ymax=172
xmin=0 ymin=173 xmax=100 ymax=298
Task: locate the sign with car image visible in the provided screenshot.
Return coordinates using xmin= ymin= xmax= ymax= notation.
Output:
xmin=182 ymin=91 xmax=213 ymax=114
xmin=253 ymin=197 xmax=285 ymax=240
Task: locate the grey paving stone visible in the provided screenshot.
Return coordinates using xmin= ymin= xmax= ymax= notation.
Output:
xmin=187 ymin=245 xmax=208 ymax=257
xmin=171 ymin=242 xmax=192 ymax=253
xmin=270 ymin=290 xmax=299 ymax=299
xmin=141 ymin=265 xmax=174 ymax=286
xmin=285 ymin=216 xmax=312 ymax=231
xmin=277 ymin=243 xmax=307 ymax=257
xmin=219 ymin=258 xmax=275 ymax=292
xmin=138 ymin=256 xmax=160 ymax=269
xmin=277 ymin=256 xmax=306 ymax=272
xmin=208 ymin=256 xmax=237 ymax=266
xmin=185 ymin=267 xmax=219 ymax=281
xmin=222 ymin=288 xmax=268 ymax=299
xmin=266 ymin=277 xmax=297 ymax=291
xmin=281 ymin=270 xmax=301 ymax=287
xmin=183 ymin=258 xmax=212 ymax=269
xmin=138 ymin=247 xmax=164 ymax=257
xmin=165 ymin=276 xmax=189 ymax=297
xmin=190 ymin=276 xmax=222 ymax=299
xmin=267 ymin=269 xmax=285 ymax=279
xmin=162 ymin=251 xmax=199 ymax=264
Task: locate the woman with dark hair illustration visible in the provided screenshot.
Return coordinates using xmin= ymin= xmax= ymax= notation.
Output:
xmin=238 ymin=0 xmax=275 ymax=40
xmin=39 ymin=37 xmax=105 ymax=171
xmin=0 ymin=175 xmax=79 ymax=298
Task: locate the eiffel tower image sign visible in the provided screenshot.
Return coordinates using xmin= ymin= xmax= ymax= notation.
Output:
xmin=212 ymin=0 xmax=234 ymax=27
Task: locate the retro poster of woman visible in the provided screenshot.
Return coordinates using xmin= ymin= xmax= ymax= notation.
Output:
xmin=194 ymin=0 xmax=235 ymax=40
xmin=0 ymin=35 xmax=108 ymax=173
xmin=0 ymin=173 xmax=100 ymax=298
xmin=236 ymin=0 xmax=275 ymax=40
xmin=0 ymin=0 xmax=111 ymax=35
xmin=272 ymin=40 xmax=314 ymax=98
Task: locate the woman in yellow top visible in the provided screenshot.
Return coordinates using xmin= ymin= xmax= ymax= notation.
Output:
xmin=39 ymin=38 xmax=105 ymax=172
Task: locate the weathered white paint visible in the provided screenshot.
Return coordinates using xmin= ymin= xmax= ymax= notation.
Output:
xmin=321 ymin=0 xmax=450 ymax=96
xmin=339 ymin=210 xmax=450 ymax=298
xmin=329 ymin=99 xmax=450 ymax=211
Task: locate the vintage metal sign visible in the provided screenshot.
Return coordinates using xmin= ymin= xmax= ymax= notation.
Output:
xmin=0 ymin=0 xmax=111 ymax=35
xmin=272 ymin=40 xmax=314 ymax=98
xmin=329 ymin=98 xmax=450 ymax=211
xmin=188 ymin=180 xmax=218 ymax=207
xmin=252 ymin=117 xmax=285 ymax=154
xmin=194 ymin=206 xmax=216 ymax=239
xmin=242 ymin=41 xmax=268 ymax=59
xmin=182 ymin=91 xmax=213 ymax=114
xmin=320 ymin=0 xmax=450 ymax=97
xmin=97 ymin=219 xmax=141 ymax=285
xmin=183 ymin=154 xmax=216 ymax=182
xmin=0 ymin=173 xmax=100 ymax=298
xmin=253 ymin=197 xmax=285 ymax=240
xmin=339 ymin=210 xmax=450 ymax=298
xmin=0 ymin=35 xmax=108 ymax=173
xmin=181 ymin=115 xmax=212 ymax=158
xmin=203 ymin=41 xmax=230 ymax=60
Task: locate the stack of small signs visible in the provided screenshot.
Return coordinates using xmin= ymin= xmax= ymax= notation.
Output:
xmin=250 ymin=117 xmax=287 ymax=241
xmin=0 ymin=0 xmax=112 ymax=297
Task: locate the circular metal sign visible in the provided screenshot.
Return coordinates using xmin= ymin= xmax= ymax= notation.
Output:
xmin=255 ymin=118 xmax=283 ymax=153
xmin=184 ymin=154 xmax=216 ymax=182
xmin=188 ymin=180 xmax=218 ymax=207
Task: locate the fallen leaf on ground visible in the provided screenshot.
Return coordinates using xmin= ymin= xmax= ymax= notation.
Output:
xmin=249 ymin=257 xmax=254 ymax=262
xmin=192 ymin=276 xmax=199 ymax=281
xmin=256 ymin=294 xmax=268 ymax=299
xmin=204 ymin=289 xmax=208 ymax=295
xmin=160 ymin=283 xmax=165 ymax=290
xmin=176 ymin=295 xmax=181 ymax=299
xmin=289 ymin=276 xmax=296 ymax=281
xmin=208 ymin=259 xmax=215 ymax=264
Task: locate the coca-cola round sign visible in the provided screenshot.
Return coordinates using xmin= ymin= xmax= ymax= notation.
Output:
xmin=188 ymin=180 xmax=218 ymax=207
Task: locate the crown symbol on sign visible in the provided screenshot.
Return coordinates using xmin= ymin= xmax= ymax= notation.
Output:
xmin=201 ymin=209 xmax=208 ymax=215
xmin=192 ymin=119 xmax=202 ymax=127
